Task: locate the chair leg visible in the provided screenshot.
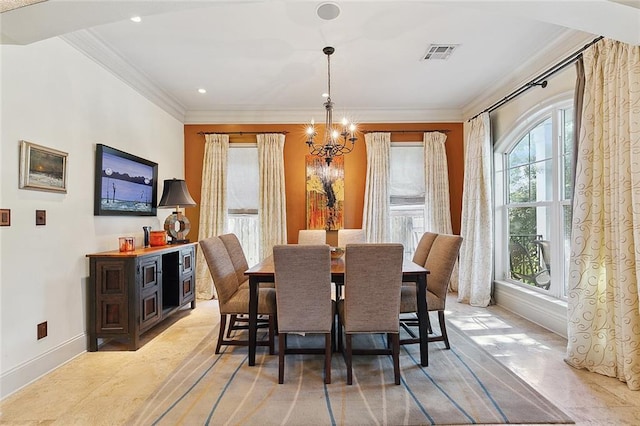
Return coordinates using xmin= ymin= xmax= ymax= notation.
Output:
xmin=438 ymin=310 xmax=450 ymax=349
xmin=391 ymin=333 xmax=400 ymax=385
xmin=216 ymin=314 xmax=227 ymax=354
xmin=427 ymin=312 xmax=433 ymax=334
xmin=269 ymin=315 xmax=275 ymax=355
xmin=345 ymin=334 xmax=353 ymax=385
xmin=278 ymin=332 xmax=286 ymax=384
xmin=226 ymin=314 xmax=237 ymax=338
xmin=325 ymin=333 xmax=332 ymax=384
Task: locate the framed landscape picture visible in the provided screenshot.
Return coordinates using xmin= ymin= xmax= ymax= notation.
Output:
xmin=19 ymin=140 xmax=68 ymax=193
xmin=94 ymin=144 xmax=158 ymax=216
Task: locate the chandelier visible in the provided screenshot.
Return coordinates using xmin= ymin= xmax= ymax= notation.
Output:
xmin=305 ymin=46 xmax=357 ymax=165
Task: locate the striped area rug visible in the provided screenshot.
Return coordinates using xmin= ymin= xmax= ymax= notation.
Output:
xmin=128 ymin=321 xmax=573 ymax=425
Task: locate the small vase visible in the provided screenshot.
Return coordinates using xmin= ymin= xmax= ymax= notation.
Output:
xmin=143 ymin=226 xmax=151 ymax=248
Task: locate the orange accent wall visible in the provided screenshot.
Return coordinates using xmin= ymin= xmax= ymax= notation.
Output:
xmin=184 ymin=122 xmax=464 ymax=245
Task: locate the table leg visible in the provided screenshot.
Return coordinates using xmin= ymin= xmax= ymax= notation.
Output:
xmin=416 ymin=273 xmax=429 ymax=366
xmin=248 ymin=276 xmax=258 ymax=366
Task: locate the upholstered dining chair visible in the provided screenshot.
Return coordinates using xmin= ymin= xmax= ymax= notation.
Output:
xmin=219 ymin=233 xmax=272 ymax=338
xmin=338 ymin=243 xmax=404 ymax=385
xmin=399 ymin=233 xmax=462 ymax=349
xmin=273 ymin=244 xmax=333 ymax=384
xmin=411 ymin=232 xmax=438 ymax=267
xmin=298 ymin=229 xmax=326 ymax=245
xmin=199 ymin=236 xmax=277 ymax=354
xmin=337 ymin=229 xmax=365 ymax=247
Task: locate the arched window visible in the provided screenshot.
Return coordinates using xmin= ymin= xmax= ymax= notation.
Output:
xmin=495 ymin=100 xmax=574 ymax=298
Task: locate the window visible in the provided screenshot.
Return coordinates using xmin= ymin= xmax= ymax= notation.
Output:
xmin=227 ymin=144 xmax=260 ymax=266
xmin=495 ymin=101 xmax=574 ymax=298
xmin=389 ymin=143 xmax=425 ymax=259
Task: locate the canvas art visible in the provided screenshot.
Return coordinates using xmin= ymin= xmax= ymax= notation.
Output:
xmin=306 ymin=155 xmax=344 ymax=230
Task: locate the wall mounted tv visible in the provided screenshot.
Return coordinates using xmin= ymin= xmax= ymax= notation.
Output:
xmin=94 ymin=144 xmax=158 ymax=216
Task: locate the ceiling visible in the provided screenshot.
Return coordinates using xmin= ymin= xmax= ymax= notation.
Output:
xmin=2 ymin=1 xmax=639 ymax=123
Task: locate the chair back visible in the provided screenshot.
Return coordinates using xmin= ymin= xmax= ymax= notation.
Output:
xmin=219 ymin=233 xmax=249 ymax=284
xmin=425 ymin=234 xmax=463 ymax=301
xmin=298 ymin=229 xmax=326 ymax=245
xmin=412 ymin=232 xmax=438 ymax=266
xmin=337 ymin=229 xmax=365 ymax=247
xmin=273 ymin=245 xmax=332 ymax=333
xmin=199 ymin=236 xmax=240 ymax=304
xmin=344 ymin=243 xmax=404 ymax=333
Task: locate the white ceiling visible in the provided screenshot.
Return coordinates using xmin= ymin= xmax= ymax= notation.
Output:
xmin=2 ymin=1 xmax=638 ymax=123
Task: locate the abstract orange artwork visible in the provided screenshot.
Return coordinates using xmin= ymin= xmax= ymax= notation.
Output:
xmin=306 ymin=155 xmax=344 ymax=230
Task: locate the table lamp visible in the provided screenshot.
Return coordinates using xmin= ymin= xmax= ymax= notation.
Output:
xmin=158 ymin=178 xmax=197 ymax=244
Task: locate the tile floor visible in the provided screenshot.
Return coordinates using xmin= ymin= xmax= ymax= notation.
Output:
xmin=0 ymin=295 xmax=638 ymax=425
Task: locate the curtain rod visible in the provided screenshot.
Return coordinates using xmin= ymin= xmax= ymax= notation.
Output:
xmin=468 ymin=35 xmax=604 ymax=122
xmin=361 ymin=129 xmax=450 ymax=134
xmin=197 ymin=131 xmax=289 ymax=135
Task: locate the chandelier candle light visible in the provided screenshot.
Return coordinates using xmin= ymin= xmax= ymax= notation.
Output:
xmin=306 ymin=46 xmax=357 ymax=165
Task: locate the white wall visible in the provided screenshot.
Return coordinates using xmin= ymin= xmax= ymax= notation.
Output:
xmin=0 ymin=37 xmax=185 ymax=399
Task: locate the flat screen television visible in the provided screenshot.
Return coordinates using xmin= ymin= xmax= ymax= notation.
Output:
xmin=94 ymin=144 xmax=158 ymax=216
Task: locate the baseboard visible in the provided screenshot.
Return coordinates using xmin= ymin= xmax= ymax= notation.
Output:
xmin=0 ymin=333 xmax=86 ymax=400
xmin=493 ymin=281 xmax=568 ymax=338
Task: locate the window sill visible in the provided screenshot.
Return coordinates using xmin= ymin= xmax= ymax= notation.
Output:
xmin=493 ymin=280 xmax=568 ymax=338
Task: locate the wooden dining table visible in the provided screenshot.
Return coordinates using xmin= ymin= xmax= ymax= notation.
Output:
xmin=245 ymin=255 xmax=430 ymax=367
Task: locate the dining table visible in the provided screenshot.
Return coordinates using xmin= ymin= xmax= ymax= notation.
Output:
xmin=245 ymin=254 xmax=430 ymax=367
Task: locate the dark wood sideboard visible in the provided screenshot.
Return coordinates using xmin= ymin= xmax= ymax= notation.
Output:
xmin=86 ymin=242 xmax=197 ymax=351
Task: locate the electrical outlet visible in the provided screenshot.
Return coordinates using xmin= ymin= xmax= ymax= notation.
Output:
xmin=37 ymin=321 xmax=47 ymax=340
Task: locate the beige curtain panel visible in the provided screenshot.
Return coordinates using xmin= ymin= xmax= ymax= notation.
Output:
xmin=423 ymin=131 xmax=459 ymax=290
xmin=362 ymin=132 xmax=391 ymax=243
xmin=458 ymin=113 xmax=493 ymax=307
xmin=565 ymin=38 xmax=640 ymax=391
xmin=196 ymin=134 xmax=229 ymax=300
xmin=257 ymin=133 xmax=287 ymax=259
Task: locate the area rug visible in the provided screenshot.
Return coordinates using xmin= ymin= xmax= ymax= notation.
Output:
xmin=128 ymin=322 xmax=574 ymax=425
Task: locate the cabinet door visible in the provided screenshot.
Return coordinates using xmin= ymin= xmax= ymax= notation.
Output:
xmin=137 ymin=255 xmax=161 ymax=330
xmin=179 ymin=247 xmax=195 ymax=305
xmin=95 ymin=259 xmax=129 ymax=334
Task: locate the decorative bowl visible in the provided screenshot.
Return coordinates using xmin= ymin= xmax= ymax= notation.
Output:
xmin=330 ymin=246 xmax=345 ymax=259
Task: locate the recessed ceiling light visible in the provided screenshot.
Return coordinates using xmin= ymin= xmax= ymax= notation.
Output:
xmin=198 ymin=88 xmax=207 ymax=94
xmin=316 ymin=2 xmax=340 ymax=20
xmin=130 ymin=16 xmax=142 ymax=23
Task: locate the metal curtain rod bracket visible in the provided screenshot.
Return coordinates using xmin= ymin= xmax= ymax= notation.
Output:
xmin=361 ymin=129 xmax=450 ymax=134
xmin=197 ymin=131 xmax=289 ymax=136
xmin=468 ymin=35 xmax=604 ymax=122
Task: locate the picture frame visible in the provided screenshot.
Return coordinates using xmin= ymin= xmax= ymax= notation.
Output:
xmin=19 ymin=140 xmax=68 ymax=193
xmin=94 ymin=144 xmax=158 ymax=216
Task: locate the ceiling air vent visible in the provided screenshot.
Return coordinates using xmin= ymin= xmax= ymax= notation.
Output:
xmin=423 ymin=44 xmax=458 ymax=60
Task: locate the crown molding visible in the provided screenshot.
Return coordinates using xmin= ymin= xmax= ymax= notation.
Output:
xmin=184 ymin=108 xmax=463 ymax=125
xmin=462 ymin=30 xmax=597 ymax=121
xmin=61 ymin=29 xmax=186 ymax=122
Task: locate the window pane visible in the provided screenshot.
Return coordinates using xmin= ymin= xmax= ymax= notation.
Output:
xmin=390 ymin=205 xmax=425 ymax=259
xmin=530 ymin=118 xmax=552 ymax=162
xmin=532 ymin=159 xmax=552 ymax=202
xmin=562 ymin=108 xmax=575 ymax=200
xmin=509 ymin=165 xmax=532 ymax=202
xmin=508 ymin=206 xmax=551 ymax=290
xmin=509 ymin=134 xmax=530 ymax=167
